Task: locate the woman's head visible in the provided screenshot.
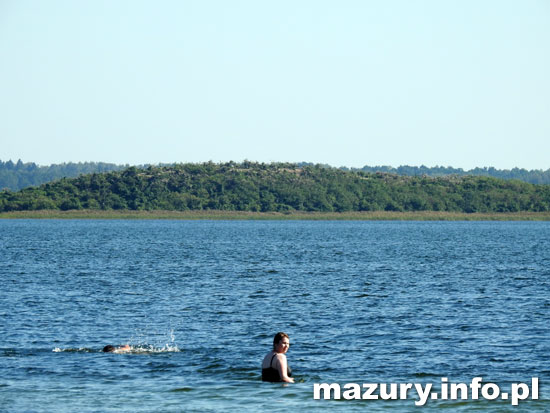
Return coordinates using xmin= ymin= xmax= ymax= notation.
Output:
xmin=273 ymin=332 xmax=290 ymax=353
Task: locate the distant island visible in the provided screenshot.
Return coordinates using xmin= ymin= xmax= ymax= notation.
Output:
xmin=1 ymin=162 xmax=550 ymax=216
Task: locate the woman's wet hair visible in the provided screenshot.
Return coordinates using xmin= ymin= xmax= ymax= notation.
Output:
xmin=102 ymin=345 xmax=116 ymax=353
xmin=273 ymin=332 xmax=289 ymax=349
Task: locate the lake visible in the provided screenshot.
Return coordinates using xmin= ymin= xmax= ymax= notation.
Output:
xmin=1 ymin=220 xmax=549 ymax=412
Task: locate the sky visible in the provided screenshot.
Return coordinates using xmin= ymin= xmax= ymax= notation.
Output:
xmin=0 ymin=0 xmax=549 ymax=170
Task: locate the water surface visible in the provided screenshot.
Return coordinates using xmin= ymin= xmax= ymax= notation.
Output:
xmin=1 ymin=220 xmax=549 ymax=412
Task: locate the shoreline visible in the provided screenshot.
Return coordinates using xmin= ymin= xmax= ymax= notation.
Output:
xmin=1 ymin=210 xmax=550 ymax=221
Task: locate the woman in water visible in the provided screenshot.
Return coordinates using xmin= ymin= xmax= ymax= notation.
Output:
xmin=262 ymin=332 xmax=294 ymax=383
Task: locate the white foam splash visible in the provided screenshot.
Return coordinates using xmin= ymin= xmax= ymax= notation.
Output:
xmin=126 ymin=327 xmax=181 ymax=353
xmin=128 ymin=344 xmax=181 ymax=353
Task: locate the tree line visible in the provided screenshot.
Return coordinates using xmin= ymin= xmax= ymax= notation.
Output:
xmin=1 ymin=162 xmax=550 ymax=213
xmin=352 ymin=165 xmax=550 ymax=184
xmin=0 ymin=160 xmax=126 ymax=191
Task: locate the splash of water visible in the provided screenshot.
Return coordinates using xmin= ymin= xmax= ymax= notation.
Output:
xmin=52 ymin=345 xmax=180 ymax=353
xmin=127 ymin=327 xmax=180 ymax=352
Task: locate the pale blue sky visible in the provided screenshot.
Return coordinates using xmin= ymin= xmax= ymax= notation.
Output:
xmin=1 ymin=0 xmax=549 ymax=169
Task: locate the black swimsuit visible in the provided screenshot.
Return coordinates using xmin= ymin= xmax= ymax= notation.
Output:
xmin=262 ymin=354 xmax=292 ymax=382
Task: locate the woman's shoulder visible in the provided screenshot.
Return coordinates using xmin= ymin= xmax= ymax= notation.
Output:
xmin=262 ymin=351 xmax=276 ymax=365
xmin=273 ymin=352 xmax=286 ymax=362
xmin=263 ymin=351 xmax=285 ymax=363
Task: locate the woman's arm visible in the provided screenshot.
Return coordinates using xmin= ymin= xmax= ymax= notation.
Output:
xmin=276 ymin=354 xmax=294 ymax=383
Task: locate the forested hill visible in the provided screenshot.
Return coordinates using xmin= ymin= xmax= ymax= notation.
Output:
xmin=1 ymin=162 xmax=550 ymax=213
xmin=2 ymin=159 xmax=550 ymax=191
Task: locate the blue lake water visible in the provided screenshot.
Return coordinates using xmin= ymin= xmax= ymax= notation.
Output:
xmin=1 ymin=220 xmax=549 ymax=412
